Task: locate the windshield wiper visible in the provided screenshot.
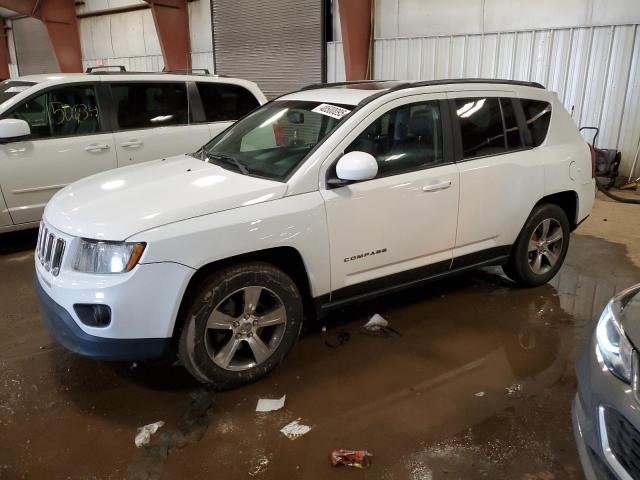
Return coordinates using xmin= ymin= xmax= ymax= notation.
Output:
xmin=206 ymin=152 xmax=249 ymax=175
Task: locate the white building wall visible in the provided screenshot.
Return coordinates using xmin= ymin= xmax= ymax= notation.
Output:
xmin=78 ymin=0 xmax=214 ymax=73
xmin=328 ymin=0 xmax=640 ymax=176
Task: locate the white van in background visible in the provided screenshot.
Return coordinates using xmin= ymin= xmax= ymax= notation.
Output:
xmin=0 ymin=68 xmax=266 ymax=233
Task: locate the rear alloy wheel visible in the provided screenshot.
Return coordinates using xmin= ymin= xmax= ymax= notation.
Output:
xmin=503 ymin=204 xmax=570 ymax=287
xmin=178 ymin=262 xmax=303 ymax=388
xmin=527 ymin=218 xmax=564 ymax=275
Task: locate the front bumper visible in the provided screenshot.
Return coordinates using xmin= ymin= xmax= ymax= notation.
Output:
xmin=36 ymin=277 xmax=171 ymax=361
xmin=573 ymin=337 xmax=640 ymax=480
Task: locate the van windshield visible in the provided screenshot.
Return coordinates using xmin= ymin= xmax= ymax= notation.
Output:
xmin=198 ymin=100 xmax=353 ymax=181
xmin=0 ymin=80 xmax=36 ymax=105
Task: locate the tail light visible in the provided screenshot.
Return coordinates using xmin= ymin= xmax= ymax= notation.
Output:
xmin=588 ymin=143 xmax=596 ymax=178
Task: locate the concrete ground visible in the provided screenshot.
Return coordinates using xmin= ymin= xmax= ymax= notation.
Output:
xmin=1 ymin=192 xmax=639 ymax=480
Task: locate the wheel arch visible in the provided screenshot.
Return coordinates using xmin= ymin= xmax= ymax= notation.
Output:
xmin=172 ymin=246 xmax=314 ymax=339
xmin=534 ymin=190 xmax=579 ymax=230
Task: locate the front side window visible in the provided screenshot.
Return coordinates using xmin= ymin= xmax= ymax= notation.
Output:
xmin=455 ymin=97 xmax=506 ymax=158
xmin=200 ymin=100 xmax=351 ymax=181
xmin=345 ymin=101 xmax=443 ymax=177
xmin=521 ymin=99 xmax=552 ymax=147
xmin=111 ymin=82 xmax=189 ymax=130
xmin=8 ymin=85 xmax=101 ymax=140
xmin=196 ymin=82 xmax=260 ymax=122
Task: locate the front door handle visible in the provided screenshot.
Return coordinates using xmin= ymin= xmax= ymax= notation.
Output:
xmin=84 ymin=143 xmax=111 ymax=152
xmin=422 ymin=180 xmax=452 ymax=192
xmin=121 ymin=139 xmax=143 ymax=148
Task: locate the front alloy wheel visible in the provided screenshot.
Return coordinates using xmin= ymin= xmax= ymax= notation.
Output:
xmin=205 ymin=286 xmax=287 ymax=371
xmin=178 ymin=262 xmax=303 ymax=388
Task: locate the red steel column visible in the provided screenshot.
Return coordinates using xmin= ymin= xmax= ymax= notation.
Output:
xmin=0 ymin=18 xmax=10 ymax=79
xmin=40 ymin=0 xmax=83 ymax=72
xmin=338 ymin=0 xmax=373 ymax=80
xmin=144 ymin=0 xmax=191 ymax=71
xmin=0 ymin=0 xmax=83 ymax=73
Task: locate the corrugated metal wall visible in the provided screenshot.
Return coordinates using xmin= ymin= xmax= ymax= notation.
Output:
xmin=327 ymin=24 xmax=640 ymax=176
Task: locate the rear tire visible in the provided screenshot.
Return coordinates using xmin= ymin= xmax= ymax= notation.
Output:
xmin=178 ymin=262 xmax=303 ymax=389
xmin=503 ymin=204 xmax=570 ymax=287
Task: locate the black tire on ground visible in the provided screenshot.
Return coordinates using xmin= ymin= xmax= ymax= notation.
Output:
xmin=503 ymin=203 xmax=571 ymax=287
xmin=178 ymin=262 xmax=303 ymax=389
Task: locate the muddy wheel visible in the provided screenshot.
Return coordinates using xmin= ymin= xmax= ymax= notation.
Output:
xmin=503 ymin=204 xmax=570 ymax=287
xmin=178 ymin=262 xmax=303 ymax=388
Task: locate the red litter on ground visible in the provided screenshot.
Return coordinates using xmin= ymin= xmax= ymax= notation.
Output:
xmin=330 ymin=449 xmax=373 ymax=469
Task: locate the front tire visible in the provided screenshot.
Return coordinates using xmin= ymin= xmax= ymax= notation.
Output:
xmin=178 ymin=262 xmax=303 ymax=388
xmin=503 ymin=204 xmax=570 ymax=287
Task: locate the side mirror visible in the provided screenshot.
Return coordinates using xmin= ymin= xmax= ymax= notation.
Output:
xmin=0 ymin=119 xmax=30 ymax=143
xmin=334 ymin=151 xmax=378 ymax=183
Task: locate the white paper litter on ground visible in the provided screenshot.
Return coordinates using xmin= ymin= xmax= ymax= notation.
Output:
xmin=134 ymin=421 xmax=165 ymax=447
xmin=363 ymin=313 xmax=388 ymax=331
xmin=474 ymin=391 xmax=486 ymax=397
xmin=280 ymin=419 xmax=312 ymax=440
xmin=256 ymin=395 xmax=286 ymax=412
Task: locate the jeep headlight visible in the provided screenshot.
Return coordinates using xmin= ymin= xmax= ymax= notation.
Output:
xmin=73 ymin=240 xmax=146 ymax=274
xmin=596 ymin=298 xmax=634 ymax=383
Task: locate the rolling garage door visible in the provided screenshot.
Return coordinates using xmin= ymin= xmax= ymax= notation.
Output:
xmin=13 ymin=17 xmax=59 ymax=75
xmin=212 ymin=0 xmax=324 ymax=98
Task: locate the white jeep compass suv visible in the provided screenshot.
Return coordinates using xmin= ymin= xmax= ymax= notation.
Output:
xmin=0 ymin=67 xmax=265 ymax=233
xmin=34 ymin=79 xmax=595 ymax=388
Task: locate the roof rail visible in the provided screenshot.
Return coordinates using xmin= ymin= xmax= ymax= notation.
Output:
xmin=164 ymin=68 xmax=211 ymax=75
xmin=407 ymin=78 xmax=545 ymax=89
xmin=353 ymin=78 xmax=545 ymax=106
xmin=86 ymin=65 xmax=126 ymax=74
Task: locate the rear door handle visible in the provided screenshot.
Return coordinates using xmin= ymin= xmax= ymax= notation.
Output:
xmin=422 ymin=180 xmax=452 ymax=192
xmin=121 ymin=139 xmax=143 ymax=148
xmin=84 ymin=143 xmax=110 ymax=152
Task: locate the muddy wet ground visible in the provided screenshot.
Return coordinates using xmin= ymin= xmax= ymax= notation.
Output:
xmin=1 ymin=195 xmax=639 ymax=479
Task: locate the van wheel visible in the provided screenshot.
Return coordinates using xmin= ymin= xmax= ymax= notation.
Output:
xmin=178 ymin=262 xmax=303 ymax=388
xmin=503 ymin=204 xmax=570 ymax=287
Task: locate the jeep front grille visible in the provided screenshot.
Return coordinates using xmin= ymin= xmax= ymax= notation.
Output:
xmin=36 ymin=223 xmax=66 ymax=276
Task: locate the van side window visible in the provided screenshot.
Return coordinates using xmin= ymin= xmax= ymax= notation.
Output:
xmin=8 ymin=85 xmax=101 ymax=139
xmin=196 ymin=82 xmax=260 ymax=122
xmin=345 ymin=100 xmax=443 ymax=178
xmin=500 ymin=98 xmax=524 ymax=150
xmin=111 ymin=82 xmax=189 ymax=130
xmin=521 ymin=99 xmax=552 ymax=147
xmin=455 ymin=97 xmax=506 ymax=158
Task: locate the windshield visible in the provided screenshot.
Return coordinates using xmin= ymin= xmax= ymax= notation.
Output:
xmin=0 ymin=80 xmax=36 ymax=105
xmin=198 ymin=100 xmax=353 ymax=181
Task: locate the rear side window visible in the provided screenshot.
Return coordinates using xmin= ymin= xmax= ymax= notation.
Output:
xmin=111 ymin=82 xmax=189 ymax=130
xmin=455 ymin=97 xmax=506 ymax=158
xmin=8 ymin=85 xmax=101 ymax=139
xmin=520 ymin=99 xmax=552 ymax=147
xmin=196 ymin=82 xmax=260 ymax=122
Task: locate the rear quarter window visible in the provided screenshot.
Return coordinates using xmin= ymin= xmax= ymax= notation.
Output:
xmin=520 ymin=99 xmax=552 ymax=147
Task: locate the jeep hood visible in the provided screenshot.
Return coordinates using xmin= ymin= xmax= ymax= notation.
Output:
xmin=44 ymin=155 xmax=287 ymax=241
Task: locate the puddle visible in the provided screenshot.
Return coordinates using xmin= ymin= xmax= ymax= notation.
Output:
xmin=0 ymin=229 xmax=638 ymax=479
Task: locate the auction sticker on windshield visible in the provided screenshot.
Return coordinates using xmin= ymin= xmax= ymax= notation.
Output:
xmin=312 ymin=103 xmax=351 ymax=119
